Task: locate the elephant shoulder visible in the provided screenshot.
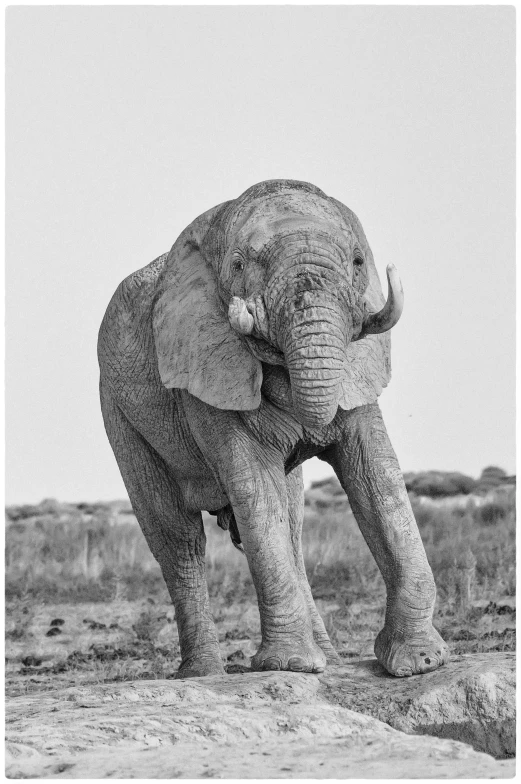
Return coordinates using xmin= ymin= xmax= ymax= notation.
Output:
xmin=101 ymin=253 xmax=169 ymax=324
xmin=98 ymin=253 xmax=169 ymax=382
xmin=120 ymin=252 xmax=170 ymax=304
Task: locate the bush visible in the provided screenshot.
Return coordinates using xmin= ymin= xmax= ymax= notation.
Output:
xmin=476 ymin=466 xmax=515 ymax=494
xmin=309 ymin=477 xmax=345 ymax=496
xmin=405 ymin=471 xmax=477 ymax=497
xmin=6 ymin=498 xmax=83 ymax=523
xmin=474 ymin=498 xmax=512 ymax=525
xmin=480 ymin=466 xmax=508 ymax=481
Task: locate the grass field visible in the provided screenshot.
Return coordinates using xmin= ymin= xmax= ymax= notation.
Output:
xmin=5 ymin=483 xmax=515 ymax=697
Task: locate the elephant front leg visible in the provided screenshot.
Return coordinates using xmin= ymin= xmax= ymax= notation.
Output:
xmin=331 ymin=404 xmax=449 ymax=677
xmin=226 ymin=453 xmax=326 ymax=674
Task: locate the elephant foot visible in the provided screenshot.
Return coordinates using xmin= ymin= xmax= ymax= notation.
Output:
xmin=374 ymin=623 xmax=449 ymax=677
xmin=174 ymin=654 xmax=225 ymax=680
xmin=251 ymin=638 xmax=327 ymax=673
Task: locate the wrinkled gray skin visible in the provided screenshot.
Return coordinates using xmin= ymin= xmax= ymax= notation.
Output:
xmin=98 ymin=180 xmax=449 ymax=679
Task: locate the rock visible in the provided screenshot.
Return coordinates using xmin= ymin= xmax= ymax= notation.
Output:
xmin=5 ymin=654 xmax=515 ymax=779
xmin=5 ymin=735 xmax=514 ymax=779
xmin=318 ymin=652 xmax=515 ymax=759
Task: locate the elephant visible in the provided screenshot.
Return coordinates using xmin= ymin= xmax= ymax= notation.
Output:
xmin=98 ymin=178 xmax=449 ymax=679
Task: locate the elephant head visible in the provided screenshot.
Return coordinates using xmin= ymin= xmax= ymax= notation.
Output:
xmin=153 ymin=180 xmax=403 ymax=428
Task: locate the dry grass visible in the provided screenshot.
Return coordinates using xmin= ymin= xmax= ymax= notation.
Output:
xmin=5 ymin=486 xmax=515 ymax=696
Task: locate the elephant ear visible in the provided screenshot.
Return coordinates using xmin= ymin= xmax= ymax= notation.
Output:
xmin=331 ymin=199 xmax=392 ymax=411
xmin=153 ymin=203 xmax=262 ymax=410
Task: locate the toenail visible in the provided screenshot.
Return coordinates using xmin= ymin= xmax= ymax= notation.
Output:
xmin=288 ymin=656 xmax=307 ymax=671
xmin=262 ymin=657 xmax=282 ymax=670
xmin=424 ymin=657 xmax=431 ymax=664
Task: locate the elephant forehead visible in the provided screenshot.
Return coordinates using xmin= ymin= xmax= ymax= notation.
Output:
xmin=237 ymin=215 xmax=356 ymax=256
xmin=229 ymin=192 xmax=344 ymax=235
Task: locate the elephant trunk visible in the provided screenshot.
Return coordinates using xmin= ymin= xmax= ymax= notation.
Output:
xmin=279 ymin=293 xmax=351 ymax=429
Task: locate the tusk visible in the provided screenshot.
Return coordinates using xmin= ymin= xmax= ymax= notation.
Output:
xmin=228 ymin=296 xmax=254 ymax=335
xmin=360 ymin=264 xmax=404 ymax=336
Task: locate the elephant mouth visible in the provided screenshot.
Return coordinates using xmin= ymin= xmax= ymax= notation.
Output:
xmin=245 ymin=335 xmax=286 ymax=366
xmin=228 ymin=295 xmax=287 ymax=366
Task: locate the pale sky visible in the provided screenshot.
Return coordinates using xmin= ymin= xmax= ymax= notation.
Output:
xmin=6 ymin=6 xmax=515 ymax=504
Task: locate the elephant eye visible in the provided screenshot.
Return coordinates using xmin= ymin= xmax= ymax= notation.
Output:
xmin=353 ymin=256 xmax=364 ymax=268
xmin=232 ymin=258 xmax=245 ymax=272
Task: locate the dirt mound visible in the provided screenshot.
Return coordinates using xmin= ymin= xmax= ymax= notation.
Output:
xmin=6 ymin=653 xmax=514 ymax=778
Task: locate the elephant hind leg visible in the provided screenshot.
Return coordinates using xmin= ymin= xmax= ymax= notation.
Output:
xmin=213 ymin=494 xmax=338 ymax=661
xmin=287 ymin=467 xmax=341 ymax=665
xmin=100 ymin=382 xmax=224 ymax=679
